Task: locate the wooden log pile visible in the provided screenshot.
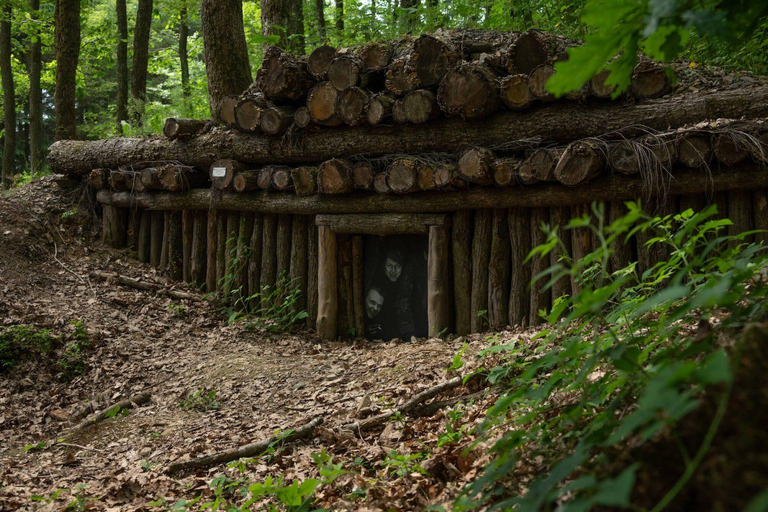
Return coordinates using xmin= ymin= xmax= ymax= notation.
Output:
xmin=48 ymin=28 xmax=768 ymax=340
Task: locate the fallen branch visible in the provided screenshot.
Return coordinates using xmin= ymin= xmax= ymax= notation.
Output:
xmin=67 ymin=391 xmax=152 ymax=437
xmin=409 ymin=390 xmax=487 ymax=418
xmin=89 ymin=270 xmax=200 ymax=301
xmin=166 ymin=416 xmax=324 ymax=474
xmin=341 ymin=376 xmax=466 ymax=433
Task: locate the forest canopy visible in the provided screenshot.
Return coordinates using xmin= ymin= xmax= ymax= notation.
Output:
xmin=0 ymin=0 xmax=766 ymax=183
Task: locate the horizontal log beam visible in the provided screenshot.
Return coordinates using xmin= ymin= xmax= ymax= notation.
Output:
xmin=316 ymin=213 xmax=447 ymax=235
xmin=50 ymin=84 xmax=768 ymax=176
xmin=96 ymin=165 xmax=768 ymax=214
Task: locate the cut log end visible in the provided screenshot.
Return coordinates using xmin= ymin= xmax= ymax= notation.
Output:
xmin=291 ymin=166 xmax=319 ymax=197
xmin=437 ymin=62 xmax=500 ymax=119
xmin=529 ymin=64 xmax=556 ymax=101
xmin=353 ymin=161 xmax=375 ymax=191
xmin=555 ymin=140 xmax=606 ymax=186
xmin=458 ymin=147 xmax=495 ymax=185
xmin=307 ymin=82 xmax=343 ymax=126
xmin=499 ymin=74 xmax=533 ymax=110
xmin=358 ymin=42 xmax=393 ymax=71
xmin=210 ymin=159 xmax=243 ymax=190
xmin=328 ymin=55 xmax=367 ymax=91
xmin=261 ymin=105 xmax=296 ymax=136
xmin=235 ymin=98 xmax=265 ymax=133
xmin=520 ymin=148 xmax=562 ymax=182
xmin=308 ymin=45 xmax=337 ymax=80
xmin=508 ymin=31 xmax=549 ymax=75
xmin=336 ymin=87 xmax=370 ymax=126
xmin=318 ymin=158 xmax=354 ymax=194
xmin=395 ymin=90 xmax=440 ymax=124
xmin=678 ymin=133 xmax=713 ymax=168
xmin=386 ymin=158 xmax=422 ymax=194
xmin=217 ymin=97 xmax=239 ymax=125
xmin=294 ymin=106 xmax=312 ymax=128
xmin=630 ymin=63 xmax=673 ymax=99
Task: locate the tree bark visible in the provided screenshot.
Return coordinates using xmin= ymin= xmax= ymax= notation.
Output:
xmin=183 ymin=210 xmax=193 ymax=281
xmin=54 ymin=0 xmax=80 ymax=141
xmin=428 ymin=224 xmax=450 ymax=338
xmin=335 ymin=0 xmax=343 ymax=33
xmin=131 ymin=0 xmax=153 ymax=126
xmin=261 ymin=0 xmax=304 ymax=53
xmin=451 ymin=210 xmax=472 ymax=335
xmin=115 ymin=0 xmax=128 ymax=133
xmin=247 ymin=214 xmax=263 ymax=300
xmin=317 ymin=224 xmax=337 ymax=339
xmin=28 ymin=0 xmax=43 ymax=173
xmin=138 ymin=210 xmax=151 ymax=263
xmin=289 ymin=215 xmax=309 ymax=314
xmin=190 ymin=212 xmax=207 ymax=286
xmin=168 ymin=212 xmax=184 ymax=280
xmin=179 ymin=0 xmax=190 ymax=99
xmin=206 ymin=209 xmax=218 ymax=292
xmin=548 ymin=206 xmax=571 ymax=301
xmin=215 ymin=212 xmax=227 ymax=288
xmin=529 ymin=207 xmax=550 ymax=326
xmin=276 ymin=214 xmax=292 ymax=304
xmin=315 ymin=0 xmax=326 ymax=40
xmin=49 ymin=84 xmax=768 ymax=175
xmin=260 ymin=213 xmax=278 ymax=300
xmin=202 ymin=0 xmax=252 ymax=120
xmin=235 ymin=213 xmax=255 ymax=296
xmin=351 ymin=235 xmax=364 ymax=337
xmin=150 ymin=211 xmax=164 ymax=267
xmin=307 ymin=220 xmax=318 ymax=328
xmin=223 ymin=212 xmax=240 ymax=297
xmin=0 ymin=2 xmax=15 ymax=187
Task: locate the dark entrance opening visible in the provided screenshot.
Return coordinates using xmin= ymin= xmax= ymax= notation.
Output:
xmin=363 ymin=234 xmax=428 ymax=340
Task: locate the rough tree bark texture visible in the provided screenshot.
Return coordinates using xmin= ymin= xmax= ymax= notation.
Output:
xmin=179 ymin=0 xmax=190 ymax=98
xmin=54 ymin=0 xmax=80 ymax=141
xmin=315 ymin=0 xmax=326 ymax=40
xmin=116 ymin=0 xmax=128 ymax=132
xmin=508 ymin=208 xmax=531 ymax=327
xmin=202 ymin=0 xmax=252 ymax=120
xmin=261 ymin=0 xmax=304 ymax=53
xmin=131 ymin=0 xmax=153 ymax=126
xmin=451 ymin=210 xmax=473 ymax=336
xmin=428 ymin=224 xmax=450 ymax=338
xmin=50 ymin=84 xmax=768 ymax=174
xmin=0 ymin=2 xmax=14 ymax=187
xmin=28 ymin=0 xmax=43 ymax=173
xmin=335 ymin=0 xmax=343 ymax=32
xmin=470 ymin=209 xmax=492 ymax=333
xmin=317 ymin=225 xmax=338 ymax=339
xmin=529 ymin=207 xmax=550 ymax=326
xmin=488 ymin=209 xmax=510 ymax=330
xmin=307 ymin=221 xmax=318 ymax=328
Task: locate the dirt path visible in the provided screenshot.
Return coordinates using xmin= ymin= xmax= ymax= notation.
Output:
xmin=0 ymin=178 xmax=517 ymax=511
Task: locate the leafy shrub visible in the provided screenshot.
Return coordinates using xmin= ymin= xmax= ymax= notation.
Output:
xmin=457 ymin=202 xmax=768 ymax=510
xmin=0 ymin=325 xmax=56 ymax=371
xmin=179 ymin=388 xmax=220 ymax=412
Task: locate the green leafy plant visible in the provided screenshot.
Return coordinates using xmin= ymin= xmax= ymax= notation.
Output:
xmin=179 ymin=388 xmax=220 ymax=411
xmin=383 ymin=450 xmax=429 ymax=478
xmin=0 ymin=324 xmax=56 ymax=371
xmin=456 ymin=202 xmax=767 ymax=511
xmin=166 ymin=302 xmax=187 ymax=318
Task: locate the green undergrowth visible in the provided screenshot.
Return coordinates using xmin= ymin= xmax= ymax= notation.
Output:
xmin=457 ymin=202 xmax=768 ymax=511
xmin=0 ymin=320 xmax=93 ymax=381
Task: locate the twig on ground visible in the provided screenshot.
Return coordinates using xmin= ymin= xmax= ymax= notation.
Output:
xmin=89 ymin=270 xmax=201 ymax=301
xmin=67 ymin=391 xmax=152 ymax=437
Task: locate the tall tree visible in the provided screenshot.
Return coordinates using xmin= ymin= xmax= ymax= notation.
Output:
xmin=116 ymin=0 xmax=128 ymax=133
xmin=179 ymin=0 xmax=189 ymax=99
xmin=54 ymin=0 xmax=80 ymax=141
xmin=131 ymin=0 xmax=153 ymax=126
xmin=335 ymin=0 xmax=343 ymax=32
xmin=400 ymin=0 xmax=419 ymax=32
xmin=201 ymin=0 xmax=251 ymax=120
xmin=316 ymin=0 xmax=326 ymax=40
xmin=262 ymin=0 xmax=305 ymax=53
xmin=0 ymin=1 xmax=14 ymax=186
xmin=28 ymin=0 xmax=42 ymax=173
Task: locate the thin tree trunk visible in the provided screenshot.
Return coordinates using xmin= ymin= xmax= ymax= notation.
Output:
xmin=262 ymin=0 xmax=305 ymax=53
xmin=316 ymin=0 xmax=326 ymax=40
xmin=131 ymin=0 xmax=153 ymax=126
xmin=116 ymin=0 xmax=128 ymax=133
xmin=179 ymin=0 xmax=189 ymax=99
xmin=0 ymin=2 xmax=15 ymax=187
xmin=400 ymin=0 xmax=419 ymax=32
xmin=54 ymin=0 xmax=80 ymax=141
xmin=202 ymin=0 xmax=252 ymax=121
xmin=28 ymin=0 xmax=43 ymax=173
xmin=335 ymin=0 xmax=343 ymax=32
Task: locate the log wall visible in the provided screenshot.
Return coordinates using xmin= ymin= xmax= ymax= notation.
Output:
xmin=99 ymin=188 xmax=763 ymax=339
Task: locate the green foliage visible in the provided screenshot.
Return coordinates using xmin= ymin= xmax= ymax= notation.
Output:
xmin=382 ymin=450 xmax=429 ymax=477
xmin=457 ymin=202 xmax=767 ymax=510
xmin=0 ymin=324 xmax=56 ymax=371
xmin=548 ymin=0 xmax=768 ymax=97
xmin=56 ymin=320 xmax=92 ymax=381
xmin=179 ymin=388 xmax=220 ymax=411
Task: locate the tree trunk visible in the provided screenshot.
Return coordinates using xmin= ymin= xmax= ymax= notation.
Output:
xmin=223 ymin=212 xmax=240 ymax=297
xmin=276 ymin=214 xmax=292 ymax=304
xmin=548 ymin=206 xmax=571 ymax=301
xmin=183 ymin=210 xmax=193 ymax=281
xmin=307 ymin=220 xmax=318 ymax=328
xmin=168 ymin=212 xmax=184 ymax=280
xmin=49 ymin=84 xmax=768 ymax=175
xmin=191 ymin=212 xmax=207 ymax=286
xmin=248 ymin=214 xmax=263 ymax=300
xmin=206 ymin=209 xmax=218 ymax=292
xmin=289 ymin=215 xmax=309 ymax=314
xmin=116 ymin=0 xmax=128 ymax=133
xmin=260 ymin=213 xmax=278 ymax=299
xmin=317 ymin=224 xmax=337 ymax=339
xmin=179 ymin=0 xmax=190 ymax=99
xmin=150 ymin=211 xmax=164 ymax=267
xmin=131 ymin=0 xmax=153 ymax=126
xmin=451 ymin=210 xmax=472 ymax=335
xmin=470 ymin=209 xmax=492 ymax=333
xmin=428 ymin=224 xmax=450 ymax=338
xmin=487 ymin=209 xmax=510 ymax=330
xmin=508 ymin=208 xmax=531 ymax=327
xmin=351 ymin=235 xmax=364 ymax=337
xmin=261 ymin=0 xmax=304 ymax=53
xmin=529 ymin=207 xmax=550 ymax=326
xmin=315 ymin=0 xmax=326 ymax=40
xmin=236 ymin=213 xmax=255 ymax=297
xmin=215 ymin=212 xmax=227 ymax=287
xmin=335 ymin=0 xmax=343 ymax=33
xmin=202 ymin=0 xmax=252 ymax=121
xmin=54 ymin=0 xmax=80 ymax=141
xmin=0 ymin=2 xmax=15 ymax=187
xmin=138 ymin=211 xmax=151 ymax=263
xmin=28 ymin=0 xmax=43 ymax=173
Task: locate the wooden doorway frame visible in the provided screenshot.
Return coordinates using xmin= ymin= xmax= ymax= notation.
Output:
xmin=315 ymin=213 xmax=450 ymax=340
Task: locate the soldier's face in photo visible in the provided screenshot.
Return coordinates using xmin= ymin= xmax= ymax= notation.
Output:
xmin=365 ymin=288 xmax=384 ymax=319
xmin=384 ymin=257 xmax=402 ymax=282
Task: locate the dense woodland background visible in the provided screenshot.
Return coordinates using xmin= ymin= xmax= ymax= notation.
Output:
xmin=0 ymin=0 xmax=767 ymax=184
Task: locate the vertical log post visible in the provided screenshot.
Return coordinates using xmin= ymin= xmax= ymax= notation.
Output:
xmin=138 ymin=210 xmax=151 ymax=263
xmin=607 ymin=201 xmax=633 ymax=275
xmin=470 ymin=209 xmax=492 ymax=333
xmin=260 ymin=213 xmax=279 ymax=302
xmin=150 ymin=211 xmax=164 ymax=267
xmin=167 ymin=211 xmax=183 ymax=280
xmin=548 ymin=206 xmax=572 ymax=302
xmin=529 ymin=207 xmax=550 ymax=326
xmin=248 ymin=214 xmax=264 ymax=306
xmin=159 ymin=211 xmax=171 ymax=270
xmin=236 ymin=213 xmax=255 ymax=300
xmin=487 ymin=209 xmax=510 ymax=331
xmin=307 ymin=220 xmax=319 ymax=329
xmin=317 ymin=224 xmax=338 ymax=340
xmin=508 ymin=208 xmax=532 ymax=327
xmin=727 ymin=190 xmax=754 ymax=248
xmin=337 ymin=235 xmax=353 ymax=338
xmin=289 ymin=215 xmax=310 ymax=316
xmin=102 ymin=205 xmax=127 ymax=248
xmin=570 ymin=204 xmax=592 ymax=294
xmin=451 ymin=210 xmax=473 ymax=336
xmin=351 ymin=235 xmax=365 ymax=338
xmin=206 ymin=209 xmax=218 ymax=293
xmin=428 ymin=224 xmax=450 ymax=338
xmin=754 ymin=190 xmax=768 ymax=244
xmin=216 ymin=211 xmax=227 ymax=290
xmin=276 ymin=215 xmax=293 ymax=305
xmin=190 ymin=212 xmax=207 ymax=286
xmin=182 ymin=210 xmax=193 ymax=282
xmin=223 ymin=212 xmax=240 ymax=297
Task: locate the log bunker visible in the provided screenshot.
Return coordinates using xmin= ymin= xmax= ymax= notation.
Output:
xmin=48 ymin=30 xmax=768 ymax=340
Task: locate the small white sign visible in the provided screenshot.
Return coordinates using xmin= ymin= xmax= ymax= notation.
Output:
xmin=212 ymin=167 xmax=227 ymax=178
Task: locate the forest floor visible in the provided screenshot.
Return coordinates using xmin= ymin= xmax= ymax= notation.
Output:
xmin=0 ymin=177 xmax=528 ymax=511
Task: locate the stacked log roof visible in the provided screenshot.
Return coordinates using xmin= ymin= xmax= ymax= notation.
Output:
xmin=48 ymin=29 xmax=768 ymax=204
